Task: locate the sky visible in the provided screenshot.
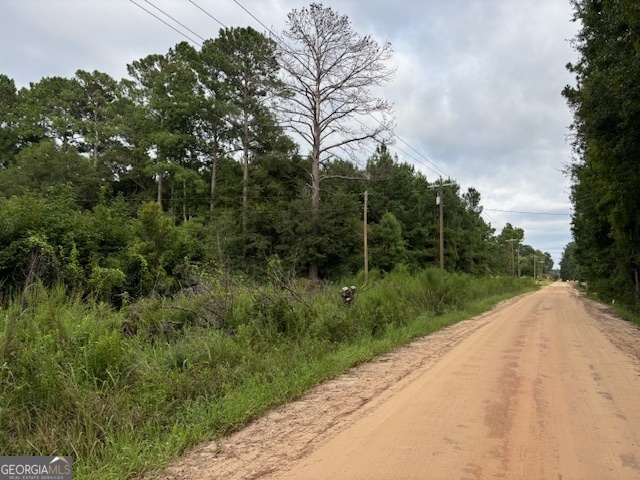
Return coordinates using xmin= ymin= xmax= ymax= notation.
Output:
xmin=0 ymin=0 xmax=580 ymax=266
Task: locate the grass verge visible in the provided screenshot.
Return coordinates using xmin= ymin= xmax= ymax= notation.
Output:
xmin=0 ymin=270 xmax=535 ymax=479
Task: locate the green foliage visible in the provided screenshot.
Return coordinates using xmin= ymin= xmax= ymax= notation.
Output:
xmin=0 ymin=74 xmax=19 ymax=166
xmin=560 ymin=241 xmax=580 ymax=281
xmin=0 ymin=190 xmax=78 ymax=289
xmin=0 ymin=36 xmax=552 ymax=298
xmin=0 ymin=14 xmax=555 ymax=477
xmin=365 ymin=144 xmax=436 ymax=269
xmin=0 ymin=270 xmax=533 ymax=478
xmin=564 ymin=0 xmax=640 ymax=305
xmin=89 ymin=267 xmax=126 ymax=302
xmin=370 ymin=212 xmax=408 ymax=272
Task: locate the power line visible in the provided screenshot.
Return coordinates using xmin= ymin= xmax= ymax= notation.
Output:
xmin=395 ymin=136 xmax=450 ymax=179
xmin=394 ymin=143 xmax=443 ymax=179
xmin=132 ymin=0 xmax=457 ymax=207
xmin=366 ymin=113 xmax=451 ymax=179
xmin=131 ymin=0 xmax=291 ymax=144
xmin=130 ymin=4 xmax=300 ymax=144
xmin=133 ymin=0 xmax=454 ymax=188
xmin=349 ymin=116 xmax=445 ymax=179
xmin=229 ymin=0 xmax=452 ymax=182
xmin=140 ymin=0 xmax=206 ymax=42
xmin=226 ymin=1 xmax=460 ymax=198
xmin=484 ymin=208 xmax=571 ymax=216
xmin=123 ymin=0 xmax=498 ymax=243
xmin=186 ymin=0 xmax=227 ymax=29
xmin=231 ymin=0 xmax=285 ymax=44
xmin=129 ymin=0 xmax=202 ymax=47
xmin=480 ymin=210 xmax=500 ymax=227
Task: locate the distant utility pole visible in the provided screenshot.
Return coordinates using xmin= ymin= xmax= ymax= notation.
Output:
xmin=506 ymin=239 xmax=519 ymax=277
xmin=363 ymin=190 xmax=369 ymax=283
xmin=429 ymin=177 xmax=455 ymax=273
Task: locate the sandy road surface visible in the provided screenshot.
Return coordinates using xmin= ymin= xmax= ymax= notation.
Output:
xmin=158 ymin=283 xmax=640 ymax=480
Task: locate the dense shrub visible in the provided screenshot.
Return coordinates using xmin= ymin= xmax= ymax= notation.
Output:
xmin=0 ymin=269 xmax=533 ymax=478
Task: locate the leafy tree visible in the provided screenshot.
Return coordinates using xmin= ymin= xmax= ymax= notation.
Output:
xmin=125 ymin=202 xmax=184 ymax=296
xmin=74 ymin=70 xmax=122 ymax=170
xmin=194 ymin=39 xmax=234 ymax=212
xmin=0 ymin=189 xmax=81 ymax=289
xmin=17 ymin=76 xmax=83 ymax=149
xmin=127 ymin=43 xmax=200 ymax=209
xmin=518 ymin=244 xmax=537 ymax=277
xmin=453 ymin=187 xmax=494 ymax=274
xmin=560 ymin=241 xmax=580 ymax=281
xmin=0 ymin=140 xmax=100 ymax=206
xmin=491 ymin=223 xmax=525 ymax=276
xmin=564 ymin=0 xmax=640 ymax=303
xmin=215 ymin=27 xmax=283 ymax=237
xmin=370 ymin=212 xmax=407 ymax=272
xmin=0 ymin=74 xmax=19 ymax=166
xmin=243 ymin=139 xmax=305 ymax=272
xmin=365 ymin=144 xmax=435 ymax=269
xmin=542 ymin=252 xmax=554 ymax=274
xmin=0 ymin=18 xmax=555 ymax=301
xmin=278 ymin=3 xmax=395 ymax=281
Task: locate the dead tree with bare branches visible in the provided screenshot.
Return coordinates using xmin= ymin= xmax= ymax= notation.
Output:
xmin=277 ymin=3 xmax=396 ymax=282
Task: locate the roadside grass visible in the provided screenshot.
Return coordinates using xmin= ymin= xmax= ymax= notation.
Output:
xmin=0 ymin=269 xmax=535 ymax=479
xmin=570 ymin=281 xmax=640 ymax=327
xmin=612 ymin=304 xmax=640 ymax=327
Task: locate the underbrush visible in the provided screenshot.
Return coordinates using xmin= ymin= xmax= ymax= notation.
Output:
xmin=0 ymin=268 xmax=534 ymax=479
xmin=571 ymin=280 xmax=640 ymax=326
xmin=610 ymin=304 xmax=640 ymax=327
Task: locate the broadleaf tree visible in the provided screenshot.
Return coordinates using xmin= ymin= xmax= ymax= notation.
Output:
xmin=563 ymin=0 xmax=640 ymax=303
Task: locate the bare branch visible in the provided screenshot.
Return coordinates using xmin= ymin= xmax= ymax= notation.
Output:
xmin=276 ymin=3 xmax=396 ymax=280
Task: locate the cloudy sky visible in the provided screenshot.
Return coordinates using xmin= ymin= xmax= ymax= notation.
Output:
xmin=1 ymin=0 xmax=579 ymax=265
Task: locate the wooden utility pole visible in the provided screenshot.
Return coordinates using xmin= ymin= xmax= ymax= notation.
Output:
xmin=439 ymin=183 xmax=444 ymax=273
xmin=430 ymin=178 xmax=455 ymax=273
xmin=364 ymin=190 xmax=369 ymax=283
xmin=506 ymin=239 xmax=518 ymax=277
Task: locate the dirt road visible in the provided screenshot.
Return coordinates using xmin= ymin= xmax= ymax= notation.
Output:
xmin=159 ymin=282 xmax=640 ymax=480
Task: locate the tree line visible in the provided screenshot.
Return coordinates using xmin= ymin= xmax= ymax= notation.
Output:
xmin=0 ymin=4 xmax=552 ymax=303
xmin=562 ymin=0 xmax=640 ymax=305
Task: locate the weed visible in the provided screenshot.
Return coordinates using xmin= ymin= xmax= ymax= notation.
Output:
xmin=0 ymin=271 xmax=534 ymax=479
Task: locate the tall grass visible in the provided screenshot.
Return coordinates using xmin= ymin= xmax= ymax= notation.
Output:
xmin=0 ymin=269 xmax=534 ymax=478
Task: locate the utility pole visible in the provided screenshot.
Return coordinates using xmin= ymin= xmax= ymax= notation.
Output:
xmin=439 ymin=184 xmax=444 ymax=273
xmin=363 ymin=190 xmax=369 ymax=283
xmin=429 ymin=177 xmax=455 ymax=273
xmin=506 ymin=239 xmax=518 ymax=277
